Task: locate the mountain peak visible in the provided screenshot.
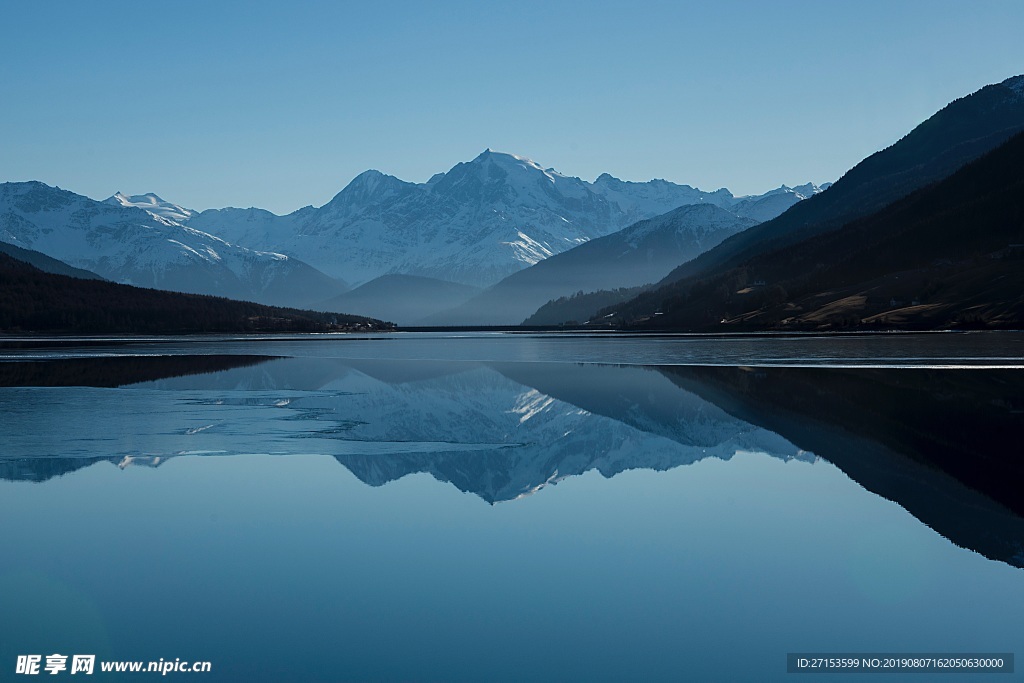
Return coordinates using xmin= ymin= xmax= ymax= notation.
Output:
xmin=790 ymin=182 xmax=825 ymax=198
xmin=340 ymin=169 xmax=408 ymax=192
xmin=758 ymin=182 xmax=825 ymax=200
xmin=327 ymin=169 xmax=413 ymax=209
xmin=347 ymin=169 xmax=386 ymax=183
xmin=436 ymin=150 xmax=570 ymax=192
xmin=472 ymin=149 xmax=545 ymax=170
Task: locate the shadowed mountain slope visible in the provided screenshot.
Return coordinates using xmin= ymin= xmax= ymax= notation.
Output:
xmin=0 ymin=241 xmax=105 ymax=280
xmin=607 ymin=128 xmax=1024 ymax=330
xmin=321 ymin=274 xmax=481 ymax=326
xmin=0 ymin=254 xmax=388 ymax=334
xmin=602 ymin=73 xmax=1019 ymax=319
xmin=654 ymin=75 xmax=1024 ymax=289
xmin=422 ymin=204 xmax=756 ymax=325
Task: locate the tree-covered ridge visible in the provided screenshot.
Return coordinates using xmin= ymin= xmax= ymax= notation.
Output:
xmin=601 ymin=130 xmax=1024 ymax=331
xmin=658 ymin=74 xmax=1024 ymax=286
xmin=523 ymin=286 xmax=647 ymax=326
xmin=0 ymin=241 xmax=105 ymax=280
xmin=0 ymin=254 xmax=393 ymax=334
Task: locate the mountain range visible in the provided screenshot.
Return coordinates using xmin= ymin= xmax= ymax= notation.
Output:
xmin=1 ymin=154 xmax=818 ymax=322
xmin=183 ymin=151 xmax=820 ymax=290
xmin=2 ymin=74 xmax=1022 ymax=331
xmin=0 ymin=182 xmax=346 ymax=308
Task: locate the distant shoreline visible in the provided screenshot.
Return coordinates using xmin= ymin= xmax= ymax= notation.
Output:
xmin=2 ymin=327 xmax=1021 ymax=350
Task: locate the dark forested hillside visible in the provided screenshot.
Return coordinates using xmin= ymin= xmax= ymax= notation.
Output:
xmin=0 ymin=241 xmax=105 ymax=280
xmin=602 ymin=128 xmax=1024 ymax=331
xmin=523 ymin=286 xmax=647 ymax=326
xmin=656 ymin=75 xmax=1024 ymax=288
xmin=0 ymin=255 xmax=392 ymax=334
xmin=428 ymin=203 xmax=756 ymax=326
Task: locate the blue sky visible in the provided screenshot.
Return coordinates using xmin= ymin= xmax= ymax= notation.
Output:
xmin=2 ymin=0 xmax=1023 ymax=213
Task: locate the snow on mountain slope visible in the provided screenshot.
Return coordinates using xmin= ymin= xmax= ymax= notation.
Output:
xmin=0 ymin=182 xmax=345 ymax=307
xmin=730 ymin=183 xmax=826 ymax=223
xmin=188 ymin=152 xmax=626 ymax=286
xmin=188 ymin=205 xmax=316 ymax=250
xmin=104 ymin=191 xmax=197 ymax=224
xmin=186 ymin=150 xmax=821 ymax=288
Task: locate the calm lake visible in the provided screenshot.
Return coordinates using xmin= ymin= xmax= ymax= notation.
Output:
xmin=1 ymin=332 xmax=1022 ymax=681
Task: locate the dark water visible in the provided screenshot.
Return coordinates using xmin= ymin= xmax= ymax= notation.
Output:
xmin=1 ymin=333 xmax=1022 ymax=681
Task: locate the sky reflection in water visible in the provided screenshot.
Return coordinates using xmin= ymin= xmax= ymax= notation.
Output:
xmin=0 ymin=335 xmax=1021 ymax=682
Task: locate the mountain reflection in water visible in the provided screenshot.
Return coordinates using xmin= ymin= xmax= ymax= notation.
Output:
xmin=1 ymin=352 xmax=1021 ymax=568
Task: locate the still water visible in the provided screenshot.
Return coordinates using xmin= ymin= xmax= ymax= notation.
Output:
xmin=1 ymin=332 xmax=1022 ymax=681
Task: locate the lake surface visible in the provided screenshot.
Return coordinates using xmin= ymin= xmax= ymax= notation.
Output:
xmin=1 ymin=332 xmax=1022 ymax=681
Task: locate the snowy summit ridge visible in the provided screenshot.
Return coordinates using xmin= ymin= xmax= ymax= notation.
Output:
xmin=104 ymin=191 xmax=197 ymax=224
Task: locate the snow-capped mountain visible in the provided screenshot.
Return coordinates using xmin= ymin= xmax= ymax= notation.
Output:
xmin=0 ymin=182 xmax=345 ymax=307
xmin=186 ymin=150 xmax=824 ymax=288
xmin=1 ymin=153 xmax=823 ymax=313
